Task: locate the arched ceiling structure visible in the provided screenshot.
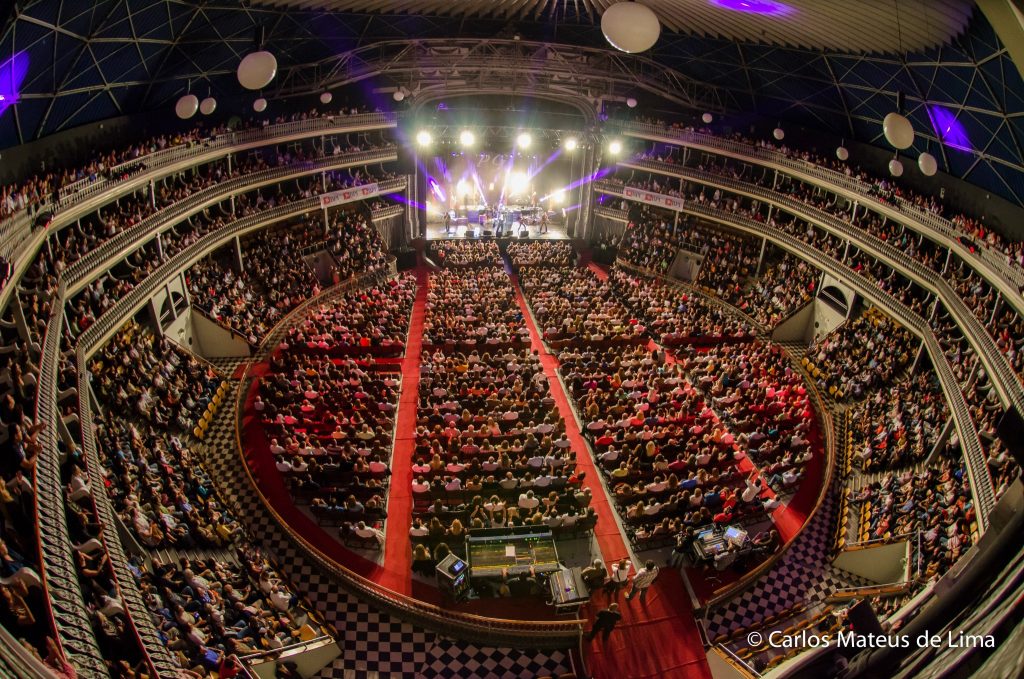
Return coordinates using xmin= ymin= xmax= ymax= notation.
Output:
xmin=1 ymin=0 xmax=1023 ymax=204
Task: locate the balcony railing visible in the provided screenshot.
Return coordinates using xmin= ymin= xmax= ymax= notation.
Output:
xmin=614 ymin=120 xmax=1024 ymax=328
xmin=32 ymin=287 xmax=108 ymax=678
xmin=621 ymin=157 xmax=1024 ymax=413
xmin=0 ymin=112 xmax=398 ymax=309
xmin=62 ymin=147 xmax=399 ymax=295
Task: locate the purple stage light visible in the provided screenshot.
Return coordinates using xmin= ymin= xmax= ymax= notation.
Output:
xmin=710 ymin=0 xmax=794 ymax=16
xmin=927 ymin=105 xmax=972 ymax=152
xmin=0 ymin=52 xmax=29 ymax=118
xmin=427 ymin=177 xmax=447 ymax=202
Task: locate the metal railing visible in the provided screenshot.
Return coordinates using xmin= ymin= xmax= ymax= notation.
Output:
xmin=0 ymin=112 xmax=398 ymax=310
xmin=623 ymin=157 xmax=1024 ymax=413
xmin=614 ymin=121 xmax=1024 ymax=391
xmin=32 ymin=288 xmax=108 ymax=678
xmin=594 ymin=181 xmax=996 ymax=526
xmin=63 ymin=148 xmax=399 ymax=295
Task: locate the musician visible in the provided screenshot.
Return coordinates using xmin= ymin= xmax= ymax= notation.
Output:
xmin=539 ymin=211 xmax=549 ymax=234
xmin=443 ymin=211 xmax=452 ymax=235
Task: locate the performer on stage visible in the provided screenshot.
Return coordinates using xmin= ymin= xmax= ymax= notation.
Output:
xmin=443 ymin=211 xmax=452 ymax=235
xmin=539 ymin=211 xmax=549 ymax=234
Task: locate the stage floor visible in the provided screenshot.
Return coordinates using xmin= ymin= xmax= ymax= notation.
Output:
xmin=425 ymin=222 xmax=570 ymax=240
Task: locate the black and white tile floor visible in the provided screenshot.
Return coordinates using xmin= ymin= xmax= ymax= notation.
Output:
xmin=700 ymin=482 xmax=870 ymax=639
xmin=199 ymin=379 xmax=571 ymax=679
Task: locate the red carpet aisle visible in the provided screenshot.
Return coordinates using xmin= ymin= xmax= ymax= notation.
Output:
xmin=379 ymin=266 xmax=429 ymax=594
xmin=586 ymin=569 xmax=713 ymax=679
xmin=508 ymin=272 xmax=629 ymax=566
xmin=508 ymin=269 xmax=712 ymax=679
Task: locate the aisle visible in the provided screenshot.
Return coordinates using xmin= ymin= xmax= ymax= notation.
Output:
xmin=507 ymin=271 xmax=629 ymax=566
xmin=379 ymin=265 xmax=429 ymax=594
xmin=508 ymin=265 xmax=712 ymax=679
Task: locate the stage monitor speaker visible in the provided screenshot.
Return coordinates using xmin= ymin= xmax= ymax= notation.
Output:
xmin=465 ymin=228 xmax=476 ymax=238
xmin=519 ymin=229 xmax=529 ymax=238
xmin=996 ymin=405 xmax=1024 ymax=465
xmin=482 ymin=229 xmax=494 ymax=237
xmin=847 ymin=600 xmax=885 ymax=637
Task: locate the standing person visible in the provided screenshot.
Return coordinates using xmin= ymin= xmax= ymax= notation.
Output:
xmin=584 ymin=603 xmax=622 ymax=641
xmin=605 ymin=557 xmax=631 ymax=595
xmin=625 ymin=559 xmax=659 ymax=603
xmin=443 ymin=210 xmax=452 ymax=235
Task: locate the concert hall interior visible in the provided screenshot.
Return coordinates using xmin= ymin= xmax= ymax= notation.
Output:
xmin=0 ymin=2 xmax=1023 ymax=679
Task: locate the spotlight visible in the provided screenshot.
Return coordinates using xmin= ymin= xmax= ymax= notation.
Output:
xmin=416 ymin=130 xmax=432 ymax=147
xmin=456 ymin=179 xmax=471 ymax=197
xmin=564 ymin=137 xmax=578 ymax=151
xmin=516 ymin=132 xmax=532 ymax=149
xmin=551 ymin=189 xmax=566 ymax=205
xmin=608 ymin=140 xmax=623 ymax=155
xmin=459 ymin=130 xmax=475 ymax=147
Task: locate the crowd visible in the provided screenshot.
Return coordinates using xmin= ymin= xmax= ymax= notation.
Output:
xmin=410 ymin=345 xmax=593 ymax=566
xmin=259 ymin=350 xmax=396 ymax=528
xmin=429 ymin=240 xmax=502 ymax=267
xmin=808 ymin=307 xmax=916 ymax=400
xmin=610 ymin=268 xmax=754 ymax=345
xmin=680 ymin=340 xmax=817 ymax=497
xmin=132 ymin=547 xmax=331 ymax=674
xmin=506 ymin=240 xmax=576 ymax=268
xmin=0 ymin=102 xmax=389 ymax=221
xmin=187 ymin=203 xmax=391 ymax=345
xmin=616 ymin=207 xmax=685 ymax=273
xmin=518 ymin=266 xmax=643 ymax=347
xmin=558 ymin=344 xmax=774 ymax=549
xmin=423 ymin=267 xmax=530 ymax=348
xmin=851 ymin=442 xmax=975 ymax=578
xmin=283 ymin=275 xmax=415 ymax=357
xmin=720 ymin=252 xmax=818 ymax=328
xmin=847 ymin=370 xmax=948 ymax=472
xmin=90 ymin=321 xmax=239 ymax=549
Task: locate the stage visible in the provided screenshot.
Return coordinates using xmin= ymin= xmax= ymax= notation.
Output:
xmin=425 ymin=222 xmax=570 ymax=240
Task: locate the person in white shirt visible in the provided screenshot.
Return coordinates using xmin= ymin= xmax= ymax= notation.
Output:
xmin=626 ymin=560 xmax=660 ymax=602
xmin=412 ymin=477 xmax=430 ymax=493
xmin=446 ymin=459 xmax=466 ymax=473
xmin=445 ymin=476 xmax=462 ymax=492
xmin=499 ymin=473 xmax=519 ymax=490
xmin=606 ymin=558 xmax=631 ymax=594
xmin=409 ymin=519 xmax=430 ymax=537
xmin=275 ymin=457 xmax=293 ymax=473
xmin=353 ymin=520 xmax=385 ymax=547
xmin=741 ymin=478 xmax=761 ymax=504
xmin=518 ymin=490 xmax=540 ymax=511
xmin=368 ymin=456 xmax=389 ymax=474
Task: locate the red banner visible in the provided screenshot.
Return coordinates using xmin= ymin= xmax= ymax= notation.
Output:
xmin=319 ymin=183 xmax=381 ymax=209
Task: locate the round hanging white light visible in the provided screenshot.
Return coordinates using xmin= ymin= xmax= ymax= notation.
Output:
xmin=237 ymin=51 xmax=278 ymax=90
xmin=889 ymin=158 xmax=904 ymax=177
xmin=253 ymin=97 xmax=268 ymax=112
xmin=773 ymin=127 xmax=785 ymax=140
xmin=320 ymin=92 xmax=332 ymax=104
xmin=175 ymin=94 xmax=199 ymax=120
xmin=918 ymin=152 xmax=937 ymax=176
xmin=601 ymin=2 xmax=661 ymax=54
xmin=393 ymin=90 xmax=405 ymax=102
xmin=836 ymin=146 xmax=849 ymax=161
xmin=199 ymin=97 xmax=217 ymax=115
xmin=702 ymin=113 xmax=713 ymax=124
xmin=626 ymin=97 xmax=638 ymax=108
xmin=882 ymin=112 xmax=914 ymax=149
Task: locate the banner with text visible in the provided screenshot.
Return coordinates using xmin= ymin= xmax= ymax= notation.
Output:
xmin=622 ymin=186 xmax=683 ymax=211
xmin=319 ymin=183 xmax=381 ymax=209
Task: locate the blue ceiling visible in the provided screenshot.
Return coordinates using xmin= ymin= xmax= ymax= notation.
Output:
xmin=1 ymin=0 xmax=1022 ymax=205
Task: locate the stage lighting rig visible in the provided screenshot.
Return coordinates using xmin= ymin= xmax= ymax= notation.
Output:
xmin=564 ymin=137 xmax=578 ymax=151
xmin=459 ymin=130 xmax=476 ymax=147
xmin=416 ymin=130 xmax=432 ymax=147
xmin=516 ymin=132 xmax=532 ymax=149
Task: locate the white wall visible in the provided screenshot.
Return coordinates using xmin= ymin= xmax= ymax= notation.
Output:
xmin=167 ymin=309 xmax=252 ymax=359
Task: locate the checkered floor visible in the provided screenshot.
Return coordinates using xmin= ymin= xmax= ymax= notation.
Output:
xmin=200 ymin=381 xmax=571 ymax=679
xmin=700 ymin=480 xmax=870 ymax=638
xmin=206 ymin=355 xmax=251 ymax=376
